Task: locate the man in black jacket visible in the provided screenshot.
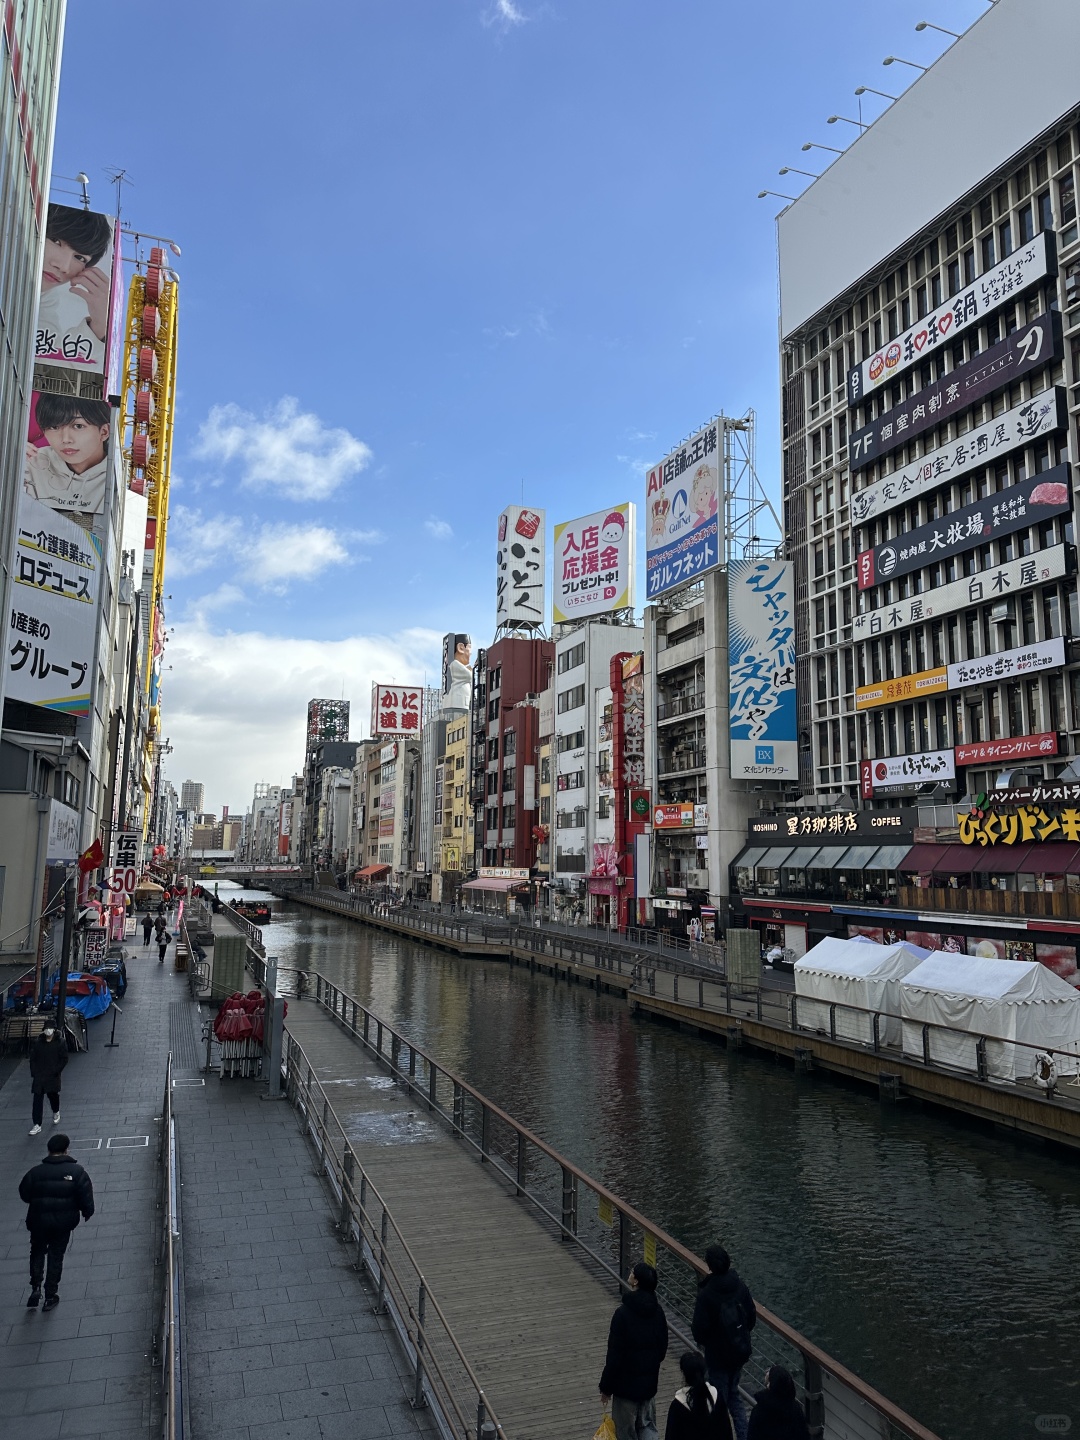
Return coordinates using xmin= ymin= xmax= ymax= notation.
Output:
xmin=19 ymin=1132 xmax=95 ymax=1310
xmin=599 ymin=1261 xmax=669 ymax=1440
xmin=692 ymin=1245 xmax=757 ymax=1440
xmin=28 ymin=1023 xmax=67 ymax=1135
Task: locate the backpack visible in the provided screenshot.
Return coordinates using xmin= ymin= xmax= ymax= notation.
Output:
xmin=716 ymin=1291 xmax=752 ymax=1365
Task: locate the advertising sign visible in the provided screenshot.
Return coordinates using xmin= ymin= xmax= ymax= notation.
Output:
xmin=955 ymin=732 xmax=1058 ymax=766
xmin=855 ymin=667 xmax=947 ymax=711
xmin=653 ymin=803 xmax=697 ymax=830
xmin=984 ymin=781 xmax=1080 ymax=809
xmin=750 ymin=811 xmax=914 ymax=842
xmin=948 ymin=637 xmax=1066 ymax=690
xmin=24 ymin=389 xmax=113 ymax=519
xmin=728 ymin=558 xmax=797 ymax=778
xmin=36 ymin=204 xmax=122 ymax=377
xmin=852 ymin=544 xmax=1068 ymax=640
xmin=107 ymin=831 xmax=140 ymax=897
xmin=850 ymin=389 xmax=1065 ymax=528
xmin=7 ymin=494 xmax=101 ymax=716
xmin=371 ymin=684 xmax=422 ymax=736
xmin=378 ymin=816 xmax=395 ymax=837
xmin=846 ymin=232 xmax=1053 ymax=406
xmin=553 ymin=502 xmax=635 ymax=623
xmin=478 ymin=866 xmax=529 ymax=879
xmin=441 ymin=633 xmax=473 ymax=713
xmin=959 ymin=803 xmax=1079 ymax=846
xmin=859 ymin=751 xmax=955 ymax=799
xmin=496 ymin=506 xmax=545 ymax=628
xmin=46 ymin=800 xmax=80 ymax=862
xmin=856 ymin=464 xmax=1070 ymax=590
xmin=849 ymin=313 xmax=1060 ymax=470
xmin=645 ymin=420 xmax=720 ymax=599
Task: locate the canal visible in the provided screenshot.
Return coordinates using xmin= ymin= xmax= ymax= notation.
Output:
xmin=234 ymin=889 xmax=1080 ymax=1440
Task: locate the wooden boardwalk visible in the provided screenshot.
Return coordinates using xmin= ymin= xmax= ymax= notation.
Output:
xmin=285 ymin=999 xmax=683 ymax=1440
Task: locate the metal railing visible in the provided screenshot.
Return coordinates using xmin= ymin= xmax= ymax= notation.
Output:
xmin=178 ymin=912 xmax=211 ymax=998
xmin=303 ymin=972 xmax=938 ymax=1440
xmin=220 ymin=902 xmax=266 ymax=954
xmin=154 ymin=1054 xmax=186 ymax=1440
xmin=282 ymin=1029 xmax=506 ymax=1440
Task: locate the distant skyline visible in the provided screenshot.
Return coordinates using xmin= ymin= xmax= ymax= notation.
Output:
xmin=51 ymin=0 xmax=987 ymax=813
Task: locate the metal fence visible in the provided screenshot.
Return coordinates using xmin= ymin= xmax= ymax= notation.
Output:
xmin=282 ymin=1028 xmax=506 ymax=1440
xmin=304 ymin=971 xmax=939 ymax=1440
xmin=154 ymin=1054 xmax=186 ymax=1440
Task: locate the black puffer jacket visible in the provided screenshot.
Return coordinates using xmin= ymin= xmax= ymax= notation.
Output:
xmin=19 ymin=1153 xmax=94 ymax=1232
xmin=29 ymin=1033 xmax=67 ymax=1094
xmin=692 ymin=1269 xmax=757 ymax=1372
xmin=599 ymin=1287 xmax=669 ymax=1402
xmin=746 ymin=1388 xmax=811 ymax=1440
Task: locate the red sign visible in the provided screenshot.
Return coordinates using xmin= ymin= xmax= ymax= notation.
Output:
xmin=856 ymin=551 xmax=874 ymax=590
xmin=371 ymin=684 xmax=423 ymax=737
xmin=859 ymin=760 xmax=873 ymax=799
xmin=955 ymin=732 xmax=1059 ymax=766
xmin=653 ymin=803 xmax=694 ymax=830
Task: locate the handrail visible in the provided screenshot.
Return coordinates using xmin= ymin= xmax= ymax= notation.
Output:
xmin=304 ymin=970 xmax=939 ymax=1440
xmin=155 ymin=1054 xmax=185 ymax=1440
xmin=281 ymin=1028 xmax=507 ymax=1440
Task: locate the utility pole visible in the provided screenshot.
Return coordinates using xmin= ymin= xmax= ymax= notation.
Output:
xmin=55 ymin=872 xmax=76 ymax=1035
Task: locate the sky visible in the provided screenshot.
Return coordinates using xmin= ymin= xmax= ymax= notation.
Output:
xmin=52 ymin=0 xmax=989 ymax=816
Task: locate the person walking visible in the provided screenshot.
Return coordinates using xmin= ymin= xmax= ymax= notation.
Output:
xmin=746 ymin=1368 xmax=810 ymax=1440
xmin=19 ymin=1131 xmax=94 ymax=1310
xmin=142 ymin=912 xmax=153 ymax=946
xmin=692 ymin=1246 xmax=757 ymax=1440
xmin=664 ymin=1352 xmax=734 ymax=1440
xmin=157 ymin=929 xmax=171 ymax=965
xmin=28 ymin=1023 xmax=67 ymax=1135
xmin=599 ymin=1262 xmax=669 ymax=1440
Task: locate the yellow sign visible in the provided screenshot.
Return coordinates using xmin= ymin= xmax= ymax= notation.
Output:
xmin=855 ymin=667 xmax=947 ymax=711
xmin=960 ymin=806 xmax=1080 ymax=846
xmin=643 ymin=1233 xmax=657 ymax=1267
xmin=598 ymin=1197 xmax=613 ymax=1228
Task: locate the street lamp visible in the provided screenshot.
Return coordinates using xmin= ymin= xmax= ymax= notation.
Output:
xmin=778 ymin=167 xmax=818 ymax=179
xmin=828 ymin=114 xmax=867 ymax=132
xmin=915 ymin=20 xmax=960 ymax=37
xmin=121 ymin=225 xmax=182 ymax=257
xmin=758 ymin=190 xmax=796 ymax=202
xmin=802 ymin=142 xmax=844 ymax=155
xmin=855 ymin=85 xmax=897 ymax=100
xmin=883 ymin=55 xmax=928 ymax=71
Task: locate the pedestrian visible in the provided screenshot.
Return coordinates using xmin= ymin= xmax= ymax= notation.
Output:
xmin=142 ymin=913 xmax=153 ymax=946
xmin=157 ymin=930 xmax=171 ymax=965
xmin=746 ymin=1368 xmax=810 ymax=1440
xmin=19 ymin=1131 xmax=94 ymax=1311
xmin=28 ymin=1022 xmax=67 ymax=1136
xmin=599 ymin=1261 xmax=669 ymax=1440
xmin=664 ymin=1351 xmax=734 ymax=1440
xmin=691 ymin=1246 xmax=757 ymax=1440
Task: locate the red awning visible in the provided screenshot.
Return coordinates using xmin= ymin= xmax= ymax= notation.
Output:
xmin=900 ymin=844 xmax=950 ymax=873
xmin=462 ymin=876 xmax=528 ymax=892
xmin=900 ymin=844 xmax=974 ymax=874
xmin=968 ymin=844 xmax=1035 ymax=873
xmin=355 ymin=864 xmax=391 ymax=879
xmin=1018 ymin=843 xmax=1080 ymax=874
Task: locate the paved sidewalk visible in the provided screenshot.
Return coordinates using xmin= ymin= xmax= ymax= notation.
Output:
xmin=0 ymin=942 xmax=175 ymax=1440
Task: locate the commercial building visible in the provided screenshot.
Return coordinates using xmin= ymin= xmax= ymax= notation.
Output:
xmin=181 ymin=779 xmax=205 ymax=813
xmin=738 ymin=0 xmax=1080 ymax=974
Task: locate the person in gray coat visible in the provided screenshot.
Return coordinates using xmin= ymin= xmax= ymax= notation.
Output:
xmin=28 ymin=1024 xmax=67 ymax=1135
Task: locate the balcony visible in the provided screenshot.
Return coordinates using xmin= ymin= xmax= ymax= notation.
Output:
xmin=897 ymin=884 xmax=1080 ymax=921
xmin=656 ymin=693 xmax=705 ymax=723
xmin=658 ymin=749 xmax=707 ymax=778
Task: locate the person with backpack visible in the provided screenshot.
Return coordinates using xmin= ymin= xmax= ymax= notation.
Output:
xmin=664 ymin=1351 xmax=734 ymax=1440
xmin=746 ymin=1368 xmax=811 ymax=1440
xmin=156 ymin=929 xmax=171 ymax=965
xmin=691 ymin=1246 xmax=757 ymax=1440
xmin=599 ymin=1261 xmax=669 ymax=1440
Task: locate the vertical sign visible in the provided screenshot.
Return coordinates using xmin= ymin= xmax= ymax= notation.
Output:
xmin=496 ymin=506 xmax=546 ymax=628
xmin=36 ymin=205 xmax=122 ymax=377
xmin=371 ymin=684 xmax=423 ymax=737
xmin=645 ymin=420 xmax=721 ymax=598
xmin=552 ymin=503 xmax=635 ymax=623
xmin=728 ymin=558 xmax=797 ymax=778
xmin=108 ymin=831 xmax=140 ymax=897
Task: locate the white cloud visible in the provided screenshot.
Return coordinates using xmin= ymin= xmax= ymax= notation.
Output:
xmin=167 ymin=508 xmax=378 ymax=591
xmin=424 ymin=516 xmax=453 ymax=540
xmin=482 ymin=0 xmax=526 ymax=29
xmin=162 ymin=619 xmax=441 ymax=813
xmin=195 ymin=397 xmax=372 ymax=501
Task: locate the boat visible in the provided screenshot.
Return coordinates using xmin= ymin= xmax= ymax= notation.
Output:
xmin=232 ymin=900 xmax=272 ymax=924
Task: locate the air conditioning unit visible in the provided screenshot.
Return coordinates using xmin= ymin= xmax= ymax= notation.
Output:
xmin=989 ymin=601 xmax=1012 ymax=625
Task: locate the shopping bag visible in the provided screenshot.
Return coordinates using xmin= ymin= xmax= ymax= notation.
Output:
xmin=592 ymin=1414 xmax=616 ymax=1440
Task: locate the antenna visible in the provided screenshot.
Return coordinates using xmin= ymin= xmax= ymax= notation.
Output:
xmin=103 ymin=167 xmax=133 ymax=220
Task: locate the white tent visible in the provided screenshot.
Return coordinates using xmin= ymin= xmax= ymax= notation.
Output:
xmin=899 ymin=954 xmax=1080 ymax=1081
xmin=794 ymin=936 xmax=930 ymax=1046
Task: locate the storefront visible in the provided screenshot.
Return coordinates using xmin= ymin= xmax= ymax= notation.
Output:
xmin=461 ymin=867 xmax=530 ymax=917
xmin=587 ymin=877 xmax=618 ymax=928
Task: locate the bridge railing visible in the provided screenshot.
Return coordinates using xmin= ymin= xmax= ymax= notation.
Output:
xmin=154 ymin=1054 xmax=187 ymax=1440
xmin=304 ymin=970 xmax=939 ymax=1440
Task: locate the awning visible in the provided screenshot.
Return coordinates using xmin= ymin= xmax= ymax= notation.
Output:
xmin=732 ymin=847 xmax=767 ymax=870
xmin=864 ymin=844 xmax=913 ymax=871
xmin=968 ymin=844 xmax=1034 ymax=873
xmin=926 ymin=844 xmax=976 ymax=875
xmin=757 ymin=847 xmax=795 ymax=869
xmin=834 ymin=845 xmax=886 ymax=870
xmin=1018 ymin=843 xmax=1080 ymax=874
xmin=779 ymin=846 xmax=823 ymax=869
xmin=899 ymin=844 xmax=946 ymax=872
xmin=355 ymin=864 xmax=391 ymax=879
xmin=462 ymin=876 xmax=528 ymax=892
xmin=805 ymin=846 xmax=851 ymax=868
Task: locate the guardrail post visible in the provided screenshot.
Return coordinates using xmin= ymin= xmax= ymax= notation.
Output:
xmin=802 ymin=1355 xmax=825 ymax=1439
xmin=376 ymin=1020 xmax=384 ymax=1055
xmin=374 ymin=1208 xmax=389 ymax=1314
xmin=755 ymin=988 xmax=763 ymax=1021
xmin=340 ymin=1147 xmax=354 ymax=1234
xmin=428 ymin=1061 xmax=437 ymax=1112
xmin=829 ymin=1004 xmax=837 ymax=1041
xmin=976 ymin=1036 xmax=989 ymax=1081
xmin=391 ymin=1033 xmax=401 ymax=1076
xmin=408 ymin=1045 xmax=417 ymax=1088
xmin=561 ymin=1166 xmax=577 ymax=1239
xmin=363 ymin=1010 xmax=370 ymax=1043
xmin=356 ymin=1172 xmax=369 ymax=1271
xmin=672 ymin=973 xmax=679 ymax=1003
xmin=351 ymin=1000 xmax=358 ymax=1031
xmin=412 ymin=1279 xmax=428 ymax=1409
xmin=698 ymin=979 xmax=704 ymax=1008
xmin=477 ymin=1396 xmax=497 ymax=1440
xmin=453 ymin=1082 xmax=464 ymax=1136
xmin=515 ymin=1132 xmax=526 ymax=1196
xmin=872 ymin=1013 xmax=881 ymax=1053
xmin=480 ymin=1104 xmax=490 ymax=1162
xmin=617 ymin=1207 xmax=630 ymax=1285
xmin=922 ymin=1023 xmax=931 ymax=1066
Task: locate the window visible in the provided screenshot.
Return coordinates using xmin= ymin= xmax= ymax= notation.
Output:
xmin=501 ymin=804 xmax=516 ymax=829
xmin=485 ymin=807 xmax=498 ymax=831
xmin=558 ymin=642 xmax=585 ymax=674
xmin=540 ymin=756 xmax=551 ymax=784
xmin=557 ymin=770 xmax=585 ymax=791
xmin=556 ymin=729 xmax=585 ymax=753
xmin=597 ymin=796 xmax=611 ymax=820
xmin=490 ymin=666 xmax=501 ymax=692
xmin=488 ymin=737 xmax=498 ymax=760
xmin=488 ymin=696 xmax=500 ymax=721
xmin=557 ymin=684 xmax=585 ymax=713
xmin=502 ymin=768 xmax=515 ymax=792
xmin=503 ymin=730 xmax=516 ymax=756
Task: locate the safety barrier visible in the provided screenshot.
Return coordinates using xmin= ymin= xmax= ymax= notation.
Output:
xmin=282 ymin=1029 xmax=507 ymax=1440
xmin=306 ymin=971 xmax=939 ymax=1440
xmin=154 ymin=1054 xmax=186 ymax=1440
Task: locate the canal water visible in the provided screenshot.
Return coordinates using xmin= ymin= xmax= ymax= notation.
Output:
xmin=228 ymin=888 xmax=1080 ymax=1440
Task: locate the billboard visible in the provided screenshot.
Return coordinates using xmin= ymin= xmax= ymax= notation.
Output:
xmin=859 ymin=750 xmax=955 ymax=799
xmin=948 ymin=637 xmax=1066 ymax=690
xmin=728 ymin=558 xmax=797 ymax=778
xmin=846 ymin=231 xmax=1053 ymax=406
xmin=856 ymin=465 xmax=1070 ymax=591
xmin=46 ymin=800 xmax=81 ymax=863
xmin=955 ymin=733 xmax=1058 ymax=767
xmin=553 ymin=503 xmax=635 ymax=623
xmin=496 ymin=506 xmax=545 ymax=628
xmin=7 ymin=494 xmax=101 ymax=716
xmin=645 ymin=421 xmax=720 ymax=599
xmin=24 ymin=390 xmax=113 ymax=519
xmin=855 ymin=667 xmax=947 ymax=712
xmin=107 ymin=831 xmax=141 ymax=897
xmin=371 ymin=684 xmax=422 ymax=736
xmin=653 ymin=803 xmax=707 ymax=830
xmin=36 ymin=204 xmax=122 ymax=377
xmin=441 ymin=632 xmax=473 ymax=714
xmin=849 ymin=314 xmax=1060 ymax=471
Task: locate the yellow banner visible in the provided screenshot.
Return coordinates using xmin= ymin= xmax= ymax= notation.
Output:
xmin=855 ymin=667 xmax=947 ymax=711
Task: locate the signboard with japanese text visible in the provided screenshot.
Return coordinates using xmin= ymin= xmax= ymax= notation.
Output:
xmin=653 ymin=803 xmax=695 ymax=830
xmin=479 ymin=866 xmax=529 ymax=879
xmin=860 ymin=750 xmax=955 ymax=798
xmin=846 ymin=232 xmax=1053 ymax=406
xmin=955 ymin=732 xmax=1059 ymax=766
xmin=849 ymin=313 xmax=1060 ymax=471
xmin=645 ymin=421 xmax=720 ymax=599
xmin=947 ymin=637 xmax=1065 ymax=690
xmin=553 ymin=503 xmax=635 ymax=623
xmin=850 ymin=389 xmax=1065 ymax=528
xmin=984 ymin=781 xmax=1080 ymax=809
xmin=856 ymin=464 xmax=1071 ymax=590
xmin=496 ymin=506 xmax=546 ymax=629
xmin=959 ymin=803 xmax=1080 ymax=846
xmin=46 ymin=800 xmax=80 ymax=862
xmin=852 ymin=544 xmax=1069 ymax=640
xmin=728 ymin=558 xmax=797 ymax=778
xmin=378 ymin=816 xmax=395 ymax=838
xmin=749 ymin=811 xmax=914 ymax=842
xmin=855 ymin=667 xmax=947 ymax=711
xmin=36 ymin=204 xmax=122 ymax=377
xmin=6 ymin=494 xmax=101 ymax=716
xmin=107 ymin=831 xmax=140 ymax=897
xmin=370 ymin=684 xmax=422 ymax=737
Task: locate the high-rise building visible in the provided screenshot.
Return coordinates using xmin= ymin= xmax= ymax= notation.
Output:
xmin=737 ymin=0 xmax=1080 ymax=968
xmin=181 ymin=780 xmax=205 ymax=813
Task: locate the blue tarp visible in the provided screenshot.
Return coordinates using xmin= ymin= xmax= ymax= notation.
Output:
xmin=49 ymin=972 xmax=112 ymax=1019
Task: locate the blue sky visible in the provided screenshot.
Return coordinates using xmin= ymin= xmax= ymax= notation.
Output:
xmin=53 ymin=0 xmax=988 ymax=813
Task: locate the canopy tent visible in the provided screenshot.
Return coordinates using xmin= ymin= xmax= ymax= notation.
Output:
xmin=461 ymin=876 xmax=527 ymax=892
xmin=899 ymin=954 xmax=1080 ymax=1081
xmin=355 ymin=864 xmax=391 ymax=880
xmin=795 ymin=936 xmax=930 ymax=1045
